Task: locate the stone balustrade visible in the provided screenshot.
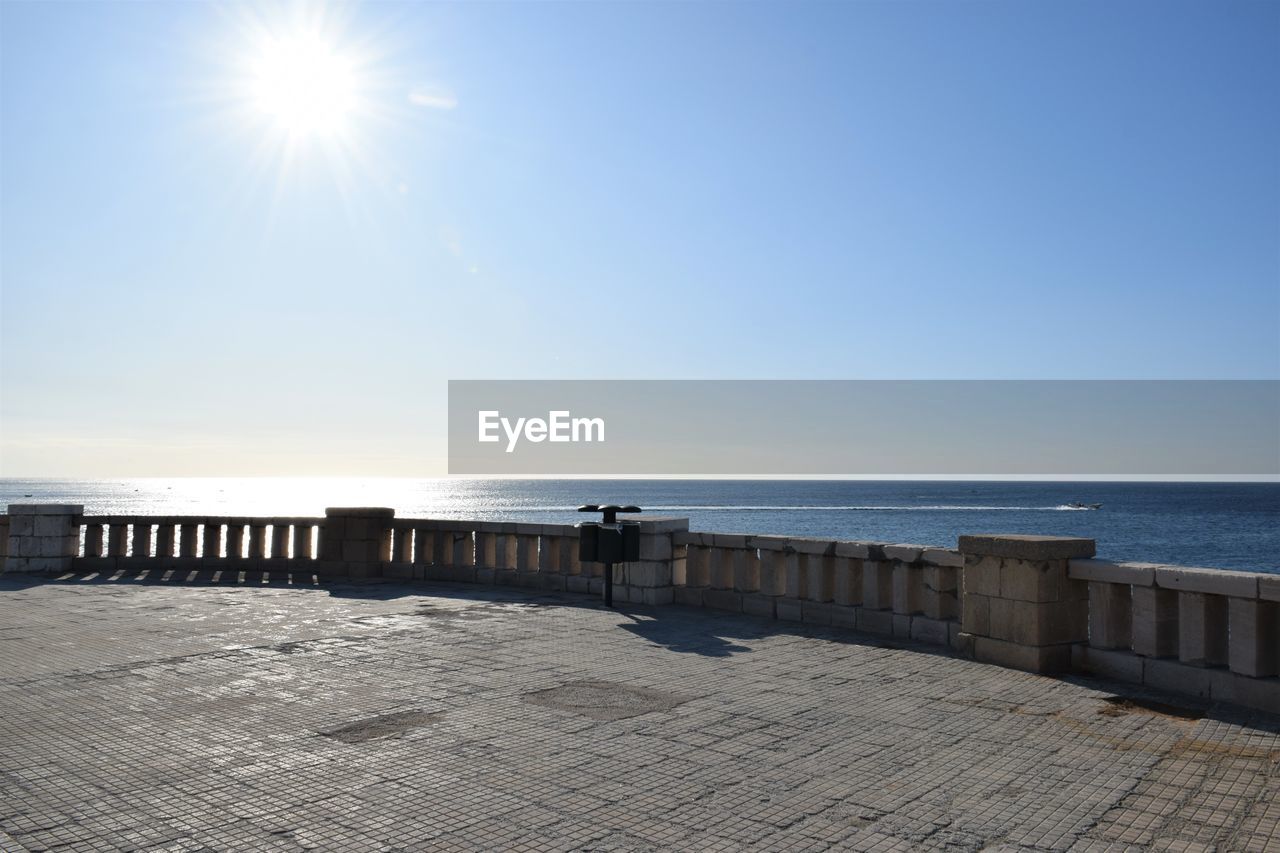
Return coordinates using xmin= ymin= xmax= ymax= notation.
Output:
xmin=381 ymin=517 xmax=590 ymax=590
xmin=1068 ymin=558 xmax=1280 ymax=710
xmin=2 ymin=502 xmax=1277 ymax=714
xmin=378 ymin=515 xmax=686 ymax=604
xmin=76 ymin=515 xmax=325 ymax=566
xmin=1 ymin=505 xmax=685 ymax=604
xmin=671 ymin=531 xmax=964 ymax=648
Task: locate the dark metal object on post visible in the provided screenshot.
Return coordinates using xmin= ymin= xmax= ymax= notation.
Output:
xmin=576 ymin=505 xmax=641 ymax=607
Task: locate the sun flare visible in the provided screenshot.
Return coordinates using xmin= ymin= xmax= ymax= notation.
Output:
xmin=249 ymin=34 xmax=358 ymax=136
xmin=215 ymin=7 xmax=407 ymax=210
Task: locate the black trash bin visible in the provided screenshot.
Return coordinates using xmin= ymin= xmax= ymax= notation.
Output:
xmin=576 ymin=504 xmax=641 ymax=607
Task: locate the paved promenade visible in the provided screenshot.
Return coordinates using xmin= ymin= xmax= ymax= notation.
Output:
xmin=1 ymin=573 xmax=1277 ymax=852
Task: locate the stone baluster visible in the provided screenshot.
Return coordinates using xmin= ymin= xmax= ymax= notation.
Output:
xmin=887 ymin=546 xmax=924 ymax=619
xmin=293 ymin=523 xmax=313 ymax=560
xmin=225 ymin=524 xmax=245 ymax=559
xmin=155 ymin=523 xmax=175 ymax=558
xmin=109 ymin=522 xmax=130 ymax=558
xmin=476 ymin=528 xmax=497 ymax=569
xmin=413 ymin=527 xmax=434 ymax=565
xmin=248 ymin=524 xmax=267 ymax=560
xmin=687 ymin=544 xmax=711 ymax=588
xmin=180 ymin=523 xmax=199 ymax=559
xmin=269 ymin=522 xmax=290 ymax=559
xmin=921 ymin=550 xmax=962 ymax=620
xmin=433 ymin=526 xmax=451 ymax=567
xmin=131 ymin=522 xmax=152 ymax=559
xmin=202 ymin=522 xmax=222 ymax=560
xmin=832 ymin=544 xmax=866 ymax=609
xmin=84 ymin=523 xmax=105 ymax=558
xmin=1228 ymin=599 xmax=1279 ymax=678
xmin=861 ymin=548 xmax=894 ymax=612
xmin=1179 ymin=593 xmax=1229 ymax=667
xmin=515 ymin=532 xmax=538 ymax=579
xmin=539 ymin=534 xmax=560 ymax=575
xmin=1131 ymin=587 xmax=1178 ymax=658
xmin=452 ymin=530 xmax=475 ymax=569
xmin=394 ymin=527 xmax=414 ymax=563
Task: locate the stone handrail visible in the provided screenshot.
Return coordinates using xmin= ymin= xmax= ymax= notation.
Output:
xmin=671 ymin=531 xmax=963 ymax=648
xmin=1069 ymin=558 xmax=1280 ymax=708
xmin=2 ymin=505 xmax=675 ymax=599
xmin=2 ymin=504 xmax=1276 ymax=714
xmin=75 ymin=514 xmax=326 ymax=561
xmin=382 ymin=517 xmax=597 ymax=592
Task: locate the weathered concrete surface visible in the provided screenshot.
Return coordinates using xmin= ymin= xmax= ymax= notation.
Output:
xmin=1 ymin=572 xmax=1278 ymax=853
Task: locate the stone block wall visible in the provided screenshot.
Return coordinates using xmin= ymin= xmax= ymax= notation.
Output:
xmin=3 ymin=504 xmax=83 ymax=575
xmin=957 ymin=534 xmax=1095 ymax=673
xmin=317 ymin=507 xmax=394 ymax=578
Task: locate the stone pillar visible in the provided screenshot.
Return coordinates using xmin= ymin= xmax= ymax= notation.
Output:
xmin=804 ymin=552 xmax=834 ymax=603
xmin=394 ymin=527 xmax=414 ymax=563
xmin=155 ymin=524 xmax=175 ymax=557
xmin=958 ymin=535 xmax=1095 ymax=673
xmin=1228 ymin=599 xmax=1279 ymax=678
xmin=735 ymin=549 xmax=761 ymax=594
xmin=293 ymin=523 xmax=313 ymax=560
xmin=1131 ymin=587 xmax=1178 ymax=658
xmin=1178 ymin=593 xmax=1228 ymax=667
xmin=921 ymin=559 xmax=960 ymax=620
xmin=1088 ymin=583 xmax=1133 ymax=650
xmin=109 ymin=522 xmax=130 ymax=557
xmin=270 ymin=523 xmax=291 ymax=559
xmin=180 ymin=523 xmax=199 ymax=558
xmin=84 ymin=523 xmax=104 ymax=557
xmin=862 ymin=558 xmax=894 ymax=610
xmin=413 ymin=528 xmax=434 ymax=566
xmin=225 ymin=524 xmax=245 ymax=559
xmin=833 ymin=542 xmax=867 ymax=607
xmin=202 ymin=523 xmax=223 ymax=560
xmin=131 ymin=523 xmax=153 ymax=559
xmin=318 ymin=507 xmax=395 ymax=579
xmin=614 ymin=517 xmax=688 ymax=606
xmin=476 ymin=529 xmax=497 ymax=570
xmin=4 ymin=504 xmax=83 ymax=575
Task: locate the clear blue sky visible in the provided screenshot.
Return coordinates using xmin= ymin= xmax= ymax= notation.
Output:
xmin=1 ymin=0 xmax=1277 ymax=476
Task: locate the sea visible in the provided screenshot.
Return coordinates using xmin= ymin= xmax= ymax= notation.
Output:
xmin=1 ymin=479 xmax=1277 ymax=573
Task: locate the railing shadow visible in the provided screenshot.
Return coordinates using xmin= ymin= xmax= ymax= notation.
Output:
xmin=1 ymin=567 xmax=597 ymax=609
xmin=0 ymin=567 xmax=421 ymax=601
xmin=1 ymin=568 xmax=901 ymax=659
xmin=613 ymin=610 xmax=756 ymax=657
xmin=1055 ymin=672 xmax=1280 ymax=734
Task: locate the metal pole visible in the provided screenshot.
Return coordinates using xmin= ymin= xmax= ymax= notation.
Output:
xmin=604 ymin=561 xmax=613 ymax=607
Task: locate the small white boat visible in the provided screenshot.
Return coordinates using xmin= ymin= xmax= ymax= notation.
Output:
xmin=1066 ymin=502 xmax=1102 ymax=510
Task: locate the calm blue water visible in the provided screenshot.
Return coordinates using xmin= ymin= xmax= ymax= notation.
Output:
xmin=1 ymin=479 xmax=1277 ymax=572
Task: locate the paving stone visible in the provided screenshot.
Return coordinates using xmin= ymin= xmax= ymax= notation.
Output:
xmin=0 ymin=572 xmax=1276 ymax=852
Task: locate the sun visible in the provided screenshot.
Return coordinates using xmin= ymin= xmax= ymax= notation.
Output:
xmin=213 ymin=7 xmax=399 ymax=207
xmin=249 ymin=34 xmax=358 ymax=136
